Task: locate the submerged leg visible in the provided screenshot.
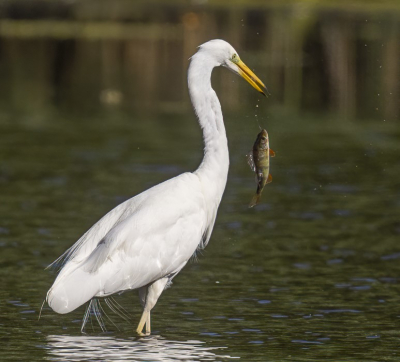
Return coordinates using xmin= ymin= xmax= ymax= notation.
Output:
xmin=136 ymin=277 xmax=168 ymax=336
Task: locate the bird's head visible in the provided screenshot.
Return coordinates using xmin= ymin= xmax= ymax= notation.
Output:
xmin=198 ymin=39 xmax=268 ymax=96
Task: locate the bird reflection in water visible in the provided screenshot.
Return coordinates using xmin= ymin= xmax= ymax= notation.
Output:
xmin=46 ymin=334 xmax=234 ymax=361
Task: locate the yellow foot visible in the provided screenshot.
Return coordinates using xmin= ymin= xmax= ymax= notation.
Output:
xmin=136 ymin=330 xmax=150 ymax=337
xmin=136 ymin=310 xmax=150 ymax=336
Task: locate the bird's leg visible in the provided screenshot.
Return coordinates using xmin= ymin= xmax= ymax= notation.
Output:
xmin=136 ymin=277 xmax=169 ymax=337
xmin=135 ymin=310 xmax=151 ymax=336
xmin=137 ymin=286 xmax=148 ymax=336
xmin=146 ymin=312 xmax=151 ymax=335
xmin=136 ymin=310 xmax=149 ymax=336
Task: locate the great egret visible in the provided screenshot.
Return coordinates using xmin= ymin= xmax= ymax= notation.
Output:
xmin=46 ymin=39 xmax=266 ymax=335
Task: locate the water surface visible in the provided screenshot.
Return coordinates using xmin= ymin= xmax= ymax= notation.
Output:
xmin=1 ymin=108 xmax=399 ymax=361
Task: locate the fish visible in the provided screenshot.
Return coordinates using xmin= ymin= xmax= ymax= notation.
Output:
xmin=247 ymin=129 xmax=275 ymax=208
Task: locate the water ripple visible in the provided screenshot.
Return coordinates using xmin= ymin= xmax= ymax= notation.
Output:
xmin=291 ymin=339 xmax=323 ymax=345
xmin=381 ymin=252 xmax=400 ymax=261
xmin=45 ymin=334 xmax=235 ymax=361
xmin=319 ymin=309 xmax=361 ymax=314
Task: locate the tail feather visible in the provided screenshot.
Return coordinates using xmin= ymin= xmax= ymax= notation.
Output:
xmin=81 ymin=300 xmax=92 ymax=333
xmin=80 ymin=296 xmax=131 ymax=332
xmin=104 ymin=297 xmax=132 ymax=323
xmin=92 ymin=299 xmax=107 ymax=332
xmin=98 ymin=299 xmax=120 ymax=331
xmin=46 ymin=268 xmax=101 ymax=314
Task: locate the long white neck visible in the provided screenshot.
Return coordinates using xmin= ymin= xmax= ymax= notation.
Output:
xmin=188 ymin=52 xmax=229 ymax=207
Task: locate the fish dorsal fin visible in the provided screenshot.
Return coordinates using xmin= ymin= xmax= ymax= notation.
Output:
xmin=247 ymin=153 xmax=256 ymax=172
xmin=269 ymin=149 xmax=276 ymax=157
xmin=267 ymin=173 xmax=273 ymax=184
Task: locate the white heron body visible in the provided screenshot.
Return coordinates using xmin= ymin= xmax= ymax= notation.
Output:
xmin=47 ymin=39 xmax=266 ymax=335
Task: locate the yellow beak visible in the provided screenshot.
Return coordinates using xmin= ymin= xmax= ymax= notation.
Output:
xmin=237 ymin=60 xmax=268 ymax=97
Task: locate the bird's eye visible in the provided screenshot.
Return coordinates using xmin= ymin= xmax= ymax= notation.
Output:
xmin=231 ymin=54 xmax=239 ymax=64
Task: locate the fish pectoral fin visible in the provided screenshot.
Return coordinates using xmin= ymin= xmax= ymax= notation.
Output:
xmin=267 ymin=174 xmax=273 ymax=184
xmin=269 ymin=149 xmax=276 ymax=157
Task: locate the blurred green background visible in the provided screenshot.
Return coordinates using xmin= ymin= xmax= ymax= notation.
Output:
xmin=0 ymin=0 xmax=399 ymax=119
xmin=1 ymin=1 xmax=400 ymax=361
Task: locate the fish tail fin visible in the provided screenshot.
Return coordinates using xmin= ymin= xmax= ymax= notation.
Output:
xmin=249 ymin=193 xmax=260 ymax=208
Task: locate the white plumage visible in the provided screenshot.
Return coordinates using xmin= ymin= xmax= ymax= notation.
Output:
xmin=47 ymin=39 xmax=266 ymax=335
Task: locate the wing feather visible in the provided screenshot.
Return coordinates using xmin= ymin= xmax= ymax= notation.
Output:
xmin=47 ymin=172 xmax=207 ymax=314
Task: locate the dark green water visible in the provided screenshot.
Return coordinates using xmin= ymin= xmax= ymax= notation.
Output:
xmin=0 ymin=107 xmax=399 ymax=361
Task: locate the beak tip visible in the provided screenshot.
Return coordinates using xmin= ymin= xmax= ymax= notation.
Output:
xmin=260 ymin=86 xmax=270 ymax=98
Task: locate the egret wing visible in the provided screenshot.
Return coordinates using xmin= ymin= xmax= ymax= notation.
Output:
xmin=47 ymin=172 xmax=207 ymax=314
